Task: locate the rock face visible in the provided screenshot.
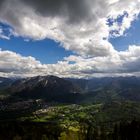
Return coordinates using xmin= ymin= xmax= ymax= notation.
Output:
xmin=9 ymin=75 xmax=81 ymax=102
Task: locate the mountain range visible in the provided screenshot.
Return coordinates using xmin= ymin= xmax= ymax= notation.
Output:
xmin=0 ymin=76 xmax=140 ymax=103
xmin=1 ymin=75 xmax=81 ymax=103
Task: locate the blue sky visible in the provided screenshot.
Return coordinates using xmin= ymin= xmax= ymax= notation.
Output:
xmin=0 ymin=21 xmax=73 ymax=64
xmin=0 ymin=22 xmax=73 ymax=64
xmin=109 ymin=14 xmax=140 ymax=51
xmin=0 ymin=36 xmax=73 ymax=64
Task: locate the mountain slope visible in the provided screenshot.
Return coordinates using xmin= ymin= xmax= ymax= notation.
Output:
xmin=0 ymin=77 xmax=14 ymax=89
xmin=8 ymin=75 xmax=81 ymax=102
xmin=68 ymin=77 xmax=140 ymax=102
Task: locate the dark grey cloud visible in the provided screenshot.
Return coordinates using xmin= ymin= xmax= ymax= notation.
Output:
xmin=0 ymin=0 xmax=6 ymax=11
xmin=0 ymin=0 xmax=5 ymax=7
xmin=21 ymin=0 xmax=93 ymax=23
xmin=0 ymin=0 xmax=21 ymax=27
xmin=122 ymin=58 xmax=140 ymax=73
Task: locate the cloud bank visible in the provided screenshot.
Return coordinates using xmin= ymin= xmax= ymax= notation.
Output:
xmin=0 ymin=0 xmax=140 ymax=78
xmin=1 ymin=46 xmax=140 ymax=78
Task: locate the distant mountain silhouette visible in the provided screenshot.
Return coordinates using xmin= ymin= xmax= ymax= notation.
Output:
xmin=68 ymin=76 xmax=140 ymax=102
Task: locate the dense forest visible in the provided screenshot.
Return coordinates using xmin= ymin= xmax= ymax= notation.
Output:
xmin=0 ymin=120 xmax=140 ymax=140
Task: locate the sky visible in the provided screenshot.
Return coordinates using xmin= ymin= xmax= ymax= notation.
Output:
xmin=0 ymin=0 xmax=140 ymax=78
